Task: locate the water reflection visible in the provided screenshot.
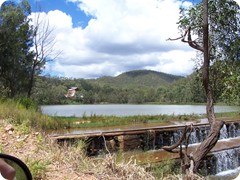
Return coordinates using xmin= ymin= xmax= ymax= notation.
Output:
xmin=41 ymin=104 xmax=240 ymax=117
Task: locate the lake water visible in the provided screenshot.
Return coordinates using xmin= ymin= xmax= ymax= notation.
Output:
xmin=43 ymin=104 xmax=240 ymax=178
xmin=41 ymin=104 xmax=240 ymax=117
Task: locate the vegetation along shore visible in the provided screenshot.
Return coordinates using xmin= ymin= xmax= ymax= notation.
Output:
xmin=1 ymin=99 xmax=240 ymax=179
xmin=0 ymin=0 xmax=240 ymax=179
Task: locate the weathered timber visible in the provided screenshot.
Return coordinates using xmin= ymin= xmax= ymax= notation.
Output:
xmin=50 ymin=122 xmax=210 ymax=140
xmin=49 ymin=120 xmax=240 ymax=156
xmin=131 ymin=136 xmax=240 ymax=164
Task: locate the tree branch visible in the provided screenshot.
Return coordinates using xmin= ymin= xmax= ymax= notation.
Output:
xmin=162 ymin=126 xmax=188 ymax=153
xmin=167 ymin=27 xmax=204 ymax=52
xmin=192 ymin=120 xmax=224 ymax=173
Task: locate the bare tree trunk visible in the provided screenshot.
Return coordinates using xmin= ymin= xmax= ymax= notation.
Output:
xmin=27 ymin=65 xmax=36 ymax=98
xmin=163 ymin=1 xmax=225 ymax=179
xmin=202 ymin=0 xmax=215 ymax=125
xmin=191 ymin=121 xmax=223 ymax=173
xmin=27 ymin=12 xmax=59 ymax=98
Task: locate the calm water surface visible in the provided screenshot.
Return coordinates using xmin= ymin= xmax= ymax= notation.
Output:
xmin=41 ymin=104 xmax=240 ymax=117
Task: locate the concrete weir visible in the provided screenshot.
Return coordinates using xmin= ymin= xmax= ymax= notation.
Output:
xmin=50 ymin=120 xmax=240 ymax=157
xmin=49 ymin=120 xmax=240 ymax=177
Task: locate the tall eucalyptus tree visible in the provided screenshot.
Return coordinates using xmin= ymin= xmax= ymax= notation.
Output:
xmin=164 ymin=0 xmax=240 ymax=178
xmin=0 ymin=0 xmax=34 ymax=97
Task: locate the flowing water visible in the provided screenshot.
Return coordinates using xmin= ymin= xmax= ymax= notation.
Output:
xmin=43 ymin=104 xmax=240 ymax=177
xmin=206 ymin=147 xmax=240 ymax=179
xmin=83 ymin=122 xmax=240 ymax=178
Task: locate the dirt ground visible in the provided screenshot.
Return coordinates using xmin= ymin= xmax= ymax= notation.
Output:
xmin=0 ymin=121 xmax=98 ymax=180
xmin=0 ymin=120 xmax=155 ymax=180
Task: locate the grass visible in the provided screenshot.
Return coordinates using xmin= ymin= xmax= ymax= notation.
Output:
xmin=146 ymin=159 xmax=180 ymax=179
xmin=2 ymin=99 xmax=198 ymax=130
xmin=0 ymin=117 xmax=156 ymax=179
xmin=1 ymin=99 xmax=238 ymax=179
xmin=0 ymin=98 xmax=69 ymax=130
xmin=53 ymin=113 xmax=203 ymax=129
xmin=1 ymin=98 xmax=240 ymax=131
xmin=0 ymin=98 xmax=157 ymax=179
xmin=56 ymin=111 xmax=240 ymax=130
xmin=26 ymin=159 xmax=50 ymax=179
xmin=215 ymin=111 xmax=240 ymax=120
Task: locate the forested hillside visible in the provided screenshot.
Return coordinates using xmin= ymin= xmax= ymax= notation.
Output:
xmin=0 ymin=1 xmax=239 ymax=107
xmin=31 ymin=70 xmax=206 ymax=105
xmin=29 ymin=67 xmax=240 ymax=105
xmin=90 ymin=70 xmax=183 ymax=89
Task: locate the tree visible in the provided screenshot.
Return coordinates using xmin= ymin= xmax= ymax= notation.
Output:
xmin=27 ymin=11 xmax=59 ymax=97
xmin=219 ymin=60 xmax=240 ymax=105
xmin=164 ymin=0 xmax=239 ymax=178
xmin=0 ymin=0 xmax=34 ymax=97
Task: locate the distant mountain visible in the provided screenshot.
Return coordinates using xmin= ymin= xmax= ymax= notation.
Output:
xmin=90 ymin=70 xmax=183 ymax=89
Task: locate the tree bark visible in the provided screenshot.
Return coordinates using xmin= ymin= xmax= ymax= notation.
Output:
xmin=163 ymin=1 xmax=225 ymax=178
xmin=27 ymin=64 xmax=36 ymax=98
xmin=191 ymin=120 xmax=224 ymax=173
xmin=202 ymin=0 xmax=216 ymax=125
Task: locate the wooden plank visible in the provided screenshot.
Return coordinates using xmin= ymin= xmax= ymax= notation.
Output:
xmin=128 ymin=136 xmax=240 ymax=164
xmin=50 ymin=120 xmax=238 ymax=141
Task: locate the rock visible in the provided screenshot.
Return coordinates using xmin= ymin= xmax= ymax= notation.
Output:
xmin=2 ymin=134 xmax=6 ymax=138
xmin=17 ymin=135 xmax=28 ymax=142
xmin=34 ymin=132 xmax=39 ymax=136
xmin=233 ymin=173 xmax=240 ymax=180
xmin=5 ymin=125 xmax=14 ymax=132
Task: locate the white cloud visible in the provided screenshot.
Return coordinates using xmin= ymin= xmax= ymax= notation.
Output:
xmin=150 ymin=50 xmax=196 ymax=75
xmin=30 ymin=0 xmax=197 ymax=79
xmin=0 ymin=0 xmax=6 ymax=7
xmin=235 ymin=0 xmax=240 ymax=5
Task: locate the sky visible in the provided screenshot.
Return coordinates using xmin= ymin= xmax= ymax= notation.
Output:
xmin=1 ymin=0 xmax=240 ymax=79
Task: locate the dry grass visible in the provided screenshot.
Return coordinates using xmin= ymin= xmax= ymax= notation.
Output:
xmin=0 ymin=99 xmax=205 ymax=180
xmin=93 ymin=155 xmax=155 ymax=180
xmin=0 ymin=119 xmax=155 ymax=180
xmin=0 ymin=119 xmax=207 ymax=180
xmin=162 ymin=174 xmax=204 ymax=180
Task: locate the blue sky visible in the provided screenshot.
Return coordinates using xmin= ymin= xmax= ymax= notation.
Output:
xmin=28 ymin=0 xmax=201 ymax=28
xmin=28 ymin=0 xmax=202 ymax=28
xmin=29 ymin=0 xmax=93 ymax=28
xmin=1 ymin=0 xmax=239 ymax=79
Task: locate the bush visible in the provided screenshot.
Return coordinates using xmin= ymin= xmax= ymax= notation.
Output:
xmin=16 ymin=97 xmax=38 ymax=110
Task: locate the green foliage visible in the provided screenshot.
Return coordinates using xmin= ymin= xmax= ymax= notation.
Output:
xmin=178 ymin=0 xmax=240 ymax=105
xmin=92 ymin=70 xmax=183 ymax=89
xmin=27 ymin=159 xmax=49 ymax=179
xmin=0 ymin=99 xmax=68 ymax=130
xmin=32 ymin=77 xmax=66 ymax=104
xmin=147 ymin=160 xmax=179 ymax=179
xmin=179 ymin=0 xmax=240 ymax=61
xmin=53 ymin=114 xmax=202 ymax=129
xmin=0 ymin=0 xmax=53 ymax=99
xmin=156 ymin=74 xmax=205 ymax=104
xmin=219 ymin=61 xmax=240 ymax=105
xmin=3 ymin=66 xmax=239 ymax=106
xmin=31 ymin=70 xmax=206 ymax=105
xmin=16 ymin=97 xmax=38 ymax=110
xmin=0 ymin=0 xmax=34 ymax=98
xmin=4 ymin=64 xmax=238 ymax=106
xmin=0 ymin=0 xmax=239 ymax=108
